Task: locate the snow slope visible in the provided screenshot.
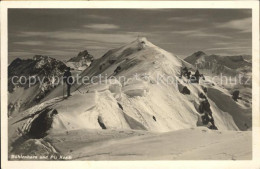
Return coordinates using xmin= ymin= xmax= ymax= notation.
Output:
xmin=9 ymin=127 xmax=251 ymax=160
xmin=72 ymin=128 xmax=252 ymax=160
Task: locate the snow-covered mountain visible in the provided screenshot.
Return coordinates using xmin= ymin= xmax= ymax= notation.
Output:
xmin=8 ymin=38 xmax=252 ymax=160
xmin=8 ymin=55 xmax=68 ymax=117
xmin=66 ymin=50 xmax=94 ymax=71
xmin=185 ymin=51 xmax=252 ymax=108
xmin=184 ymin=51 xmax=252 ymax=77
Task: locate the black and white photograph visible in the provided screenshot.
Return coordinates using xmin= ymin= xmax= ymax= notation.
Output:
xmin=1 ymin=1 xmax=259 ymax=165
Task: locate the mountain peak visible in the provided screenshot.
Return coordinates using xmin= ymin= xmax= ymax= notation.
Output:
xmin=81 ymin=38 xmax=184 ymax=82
xmin=184 ymin=51 xmax=207 ymax=64
xmin=136 ymin=37 xmax=148 ymax=43
xmin=33 ymin=55 xmax=49 ymax=61
xmin=68 ymin=50 xmax=94 ymax=62
xmin=193 ymin=51 xmax=206 ymax=57
xmin=78 ymin=50 xmax=89 ymax=57
xmin=128 ymin=37 xmax=155 ymax=49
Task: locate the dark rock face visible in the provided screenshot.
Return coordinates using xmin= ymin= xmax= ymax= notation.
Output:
xmin=68 ymin=50 xmax=94 ymax=62
xmin=201 ymin=86 xmax=207 ymax=93
xmin=178 ymin=84 xmax=191 ymax=95
xmin=182 ymin=86 xmax=190 ymax=95
xmin=117 ymin=102 xmax=123 ymax=110
xmin=232 ymin=90 xmax=240 ymax=101
xmin=114 ymin=66 xmax=122 ymax=74
xmin=28 ymin=108 xmax=58 ymax=139
xmin=196 ymin=97 xmax=218 ymax=130
xmin=199 ymin=93 xmax=206 ymax=99
xmin=97 ymin=116 xmax=106 ymax=129
xmin=152 ymin=116 xmax=157 ymax=121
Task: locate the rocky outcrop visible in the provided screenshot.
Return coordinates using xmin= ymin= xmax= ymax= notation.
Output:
xmin=66 ymin=50 xmax=94 ymax=71
xmin=68 ymin=50 xmax=93 ymax=62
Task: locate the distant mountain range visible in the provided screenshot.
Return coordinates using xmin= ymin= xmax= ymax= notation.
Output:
xmin=184 ymin=51 xmax=252 ymax=76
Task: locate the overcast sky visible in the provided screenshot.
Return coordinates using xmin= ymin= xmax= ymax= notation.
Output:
xmin=8 ymin=9 xmax=251 ymax=63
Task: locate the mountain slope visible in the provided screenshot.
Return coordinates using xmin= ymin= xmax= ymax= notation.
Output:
xmin=8 ymin=55 xmax=68 ymax=116
xmin=184 ymin=51 xmax=252 ymax=109
xmin=8 ymin=38 xmax=252 ymax=159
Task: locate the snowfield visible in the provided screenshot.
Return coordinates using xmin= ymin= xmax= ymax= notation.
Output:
xmin=8 ymin=38 xmax=252 ymax=160
xmin=9 ymin=128 xmax=251 ymax=160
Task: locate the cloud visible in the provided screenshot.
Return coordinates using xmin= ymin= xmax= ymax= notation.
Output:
xmin=29 ymin=48 xmax=77 ymax=58
xmin=156 ymin=42 xmax=176 ymax=45
xmin=168 ymin=16 xmax=204 ymax=22
xmin=204 ymin=46 xmax=251 ymax=51
xmin=171 ymin=29 xmax=231 ymax=39
xmin=18 ymin=31 xmax=137 ymax=44
xmin=86 ymin=45 xmax=108 ymax=50
xmin=47 ymin=40 xmax=100 ymax=49
xmin=42 ymin=40 xmax=119 ymax=52
xmin=9 ymin=51 xmax=36 ymax=57
xmin=87 ymin=15 xmax=111 ymax=20
xmin=13 ymin=31 xmax=139 ymax=60
xmin=191 ymin=33 xmax=231 ymax=39
xmin=13 ymin=41 xmax=44 ymax=46
xmin=83 ymin=24 xmax=119 ymax=30
xmin=171 ymin=30 xmax=199 ymax=35
xmin=217 ymin=17 xmax=252 ymax=32
xmin=215 ymin=41 xmax=250 ymax=46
